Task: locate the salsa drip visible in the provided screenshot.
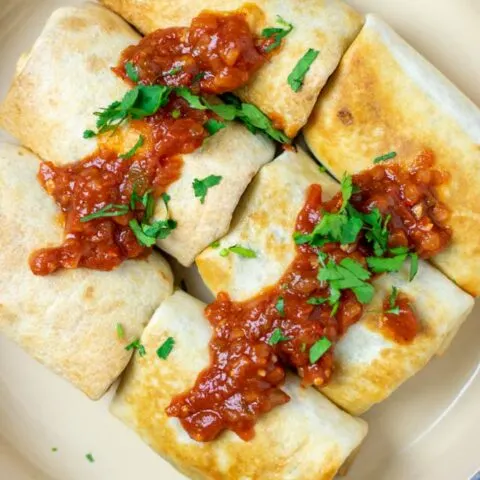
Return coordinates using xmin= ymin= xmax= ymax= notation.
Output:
xmin=30 ymin=12 xmax=268 ymax=275
xmin=167 ymin=152 xmax=451 ymax=442
xmin=115 ymin=11 xmax=267 ymax=93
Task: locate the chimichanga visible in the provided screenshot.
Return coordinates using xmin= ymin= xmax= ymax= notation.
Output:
xmin=0 ymin=4 xmax=275 ymax=266
xmin=99 ymin=0 xmax=364 ymax=137
xmin=0 ymin=142 xmax=173 ymax=399
xmin=111 ymin=290 xmax=368 ymax=479
xmin=304 ymin=14 xmax=480 ymax=296
xmin=196 ymin=148 xmax=474 ymax=415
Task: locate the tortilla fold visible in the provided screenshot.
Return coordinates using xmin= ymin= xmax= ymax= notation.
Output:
xmin=303 ymin=14 xmax=480 ymax=296
xmin=0 ymin=142 xmax=173 ymax=399
xmin=196 ymin=148 xmax=474 ymax=414
xmin=0 ymin=4 xmax=275 ymax=266
xmin=111 ymin=290 xmax=368 ymax=479
xmin=99 ymin=0 xmax=364 ymax=137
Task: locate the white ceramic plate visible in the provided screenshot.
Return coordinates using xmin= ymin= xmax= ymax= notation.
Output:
xmin=0 ymin=1 xmax=479 ymax=479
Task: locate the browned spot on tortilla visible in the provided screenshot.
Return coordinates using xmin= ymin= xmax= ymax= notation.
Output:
xmin=338 ymin=108 xmax=354 ymax=125
xmin=87 ymin=54 xmax=108 ymax=73
xmin=58 ymin=16 xmax=88 ymax=31
xmin=83 ymin=286 xmax=95 ymax=300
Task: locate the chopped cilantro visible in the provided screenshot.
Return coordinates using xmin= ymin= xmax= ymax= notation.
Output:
xmin=219 ymin=245 xmax=257 ymax=258
xmin=367 ymin=254 xmax=408 ymax=273
xmin=80 ymin=203 xmax=129 ymax=222
xmin=261 ymin=15 xmax=293 ymax=53
xmin=51 ymin=447 xmax=58 ymax=453
xmin=193 ymin=71 xmax=206 ymax=83
xmin=192 ymin=175 xmax=223 ymax=204
xmin=385 ymin=306 xmax=400 ymax=315
xmin=267 ymin=327 xmax=291 ymax=345
xmin=318 ymin=258 xmax=374 ymax=304
xmin=171 ymin=109 xmax=181 ymax=119
xmin=389 ymin=286 xmax=398 ymax=309
xmin=157 ymin=337 xmax=175 ymax=359
xmin=161 ymin=192 xmax=171 ymax=208
xmin=83 ymin=129 xmax=96 ymax=139
xmin=275 ymin=296 xmax=285 ymax=316
xmin=116 ymin=323 xmax=125 ymax=339
xmin=85 ymin=85 xmax=172 ymax=136
xmin=204 ymin=118 xmax=226 ymax=135
xmin=307 ymin=296 xmax=328 ymax=305
xmin=125 ymin=339 xmax=146 ymax=357
xmin=85 ymin=453 xmax=95 ymax=463
xmin=309 ymin=337 xmax=332 ymax=363
xmin=373 ymin=151 xmax=397 ymax=163
xmin=409 ymin=253 xmax=419 ymax=281
xmin=130 ymin=218 xmax=177 ymax=246
xmin=210 ymin=240 xmax=220 ymax=248
xmin=125 ymin=61 xmax=139 ymax=83
xmin=119 ymin=135 xmax=144 ymax=159
xmin=287 ymin=48 xmax=319 ymax=92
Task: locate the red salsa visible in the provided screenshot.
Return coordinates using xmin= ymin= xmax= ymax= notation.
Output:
xmin=30 ymin=12 xmax=268 ymax=275
xmin=167 ymin=151 xmax=451 ymax=442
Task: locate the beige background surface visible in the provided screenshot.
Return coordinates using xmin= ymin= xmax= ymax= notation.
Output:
xmin=0 ymin=0 xmax=479 ymax=479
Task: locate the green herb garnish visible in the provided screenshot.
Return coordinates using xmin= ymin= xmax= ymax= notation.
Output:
xmin=318 ymin=258 xmax=374 ymax=304
xmin=129 ymin=218 xmax=177 ymax=246
xmin=210 ymin=240 xmax=220 ymax=248
xmin=373 ymin=151 xmax=397 ymax=163
xmin=125 ymin=339 xmax=146 ymax=357
xmin=171 ymin=109 xmax=181 ymax=119
xmin=287 ymin=48 xmax=319 ymax=92
xmin=275 ymin=296 xmax=285 ymax=316
xmin=204 ymin=118 xmax=226 ymax=135
xmin=261 ymin=15 xmax=293 ymax=52
xmin=125 ymin=61 xmax=139 ymax=83
xmin=409 ymin=253 xmax=419 ymax=281
xmin=307 ymin=296 xmax=328 ymax=305
xmin=83 ymin=129 xmax=96 ymax=139
xmin=80 ymin=203 xmax=129 ymax=222
xmin=309 ymin=337 xmax=332 ymax=363
xmin=116 ymin=323 xmax=125 ymax=339
xmin=219 ymin=245 xmax=257 ymax=258
xmin=84 ymin=85 xmax=172 ymax=137
xmin=119 ymin=135 xmax=144 ymax=159
xmin=161 ymin=192 xmax=171 ymax=208
xmin=85 ymin=453 xmax=95 ymax=463
xmin=51 ymin=447 xmax=58 ymax=452
xmin=193 ymin=175 xmax=223 ymax=204
xmin=366 ymin=254 xmax=408 ymax=273
xmin=267 ymin=327 xmax=291 ymax=345
xmin=157 ymin=337 xmax=175 ymax=359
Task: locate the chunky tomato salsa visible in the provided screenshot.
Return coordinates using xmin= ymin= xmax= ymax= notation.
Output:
xmin=167 ymin=151 xmax=451 ymax=442
xmin=30 ymin=11 xmax=275 ymax=275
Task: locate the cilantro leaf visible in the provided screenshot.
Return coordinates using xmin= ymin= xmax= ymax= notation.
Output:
xmin=219 ymin=245 xmax=256 ymax=258
xmin=125 ymin=61 xmax=139 ymax=83
xmin=373 ymin=151 xmax=397 ymax=163
xmin=157 ymin=337 xmax=175 ymax=359
xmin=261 ymin=15 xmax=293 ymax=53
xmin=385 ymin=306 xmax=400 ymax=315
xmin=125 ymin=338 xmax=146 ymax=357
xmin=309 ymin=337 xmax=332 ymax=363
xmin=318 ymin=259 xmax=373 ymax=304
xmin=171 ymin=109 xmax=181 ymax=119
xmin=204 ymin=118 xmax=226 ymax=135
xmin=367 ymin=254 xmax=408 ymax=273
xmin=275 ymin=296 xmax=285 ymax=316
xmin=175 ymin=87 xmax=207 ymax=109
xmin=193 ymin=175 xmax=223 ymax=204
xmin=83 ymin=129 xmax=96 ymax=139
xmin=208 ymin=103 xmax=237 ymax=121
xmin=80 ymin=203 xmax=129 ymax=222
xmin=237 ymin=103 xmax=290 ymax=143
xmin=340 ymin=174 xmax=355 ymax=212
xmin=389 ymin=286 xmax=399 ymax=309
xmin=287 ymin=48 xmax=319 ymax=92
xmin=267 ymin=327 xmax=291 ymax=345
xmin=409 ymin=253 xmax=419 ymax=281
xmin=129 ymin=218 xmax=177 ymax=246
xmin=307 ymin=296 xmax=328 ymax=305
xmin=161 ymin=192 xmax=171 ymax=208
xmin=85 ymin=453 xmax=95 ymax=463
xmin=116 ymin=323 xmax=125 ymax=339
xmin=210 ymin=240 xmax=220 ymax=248
xmin=119 ymin=135 xmax=144 ymax=159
